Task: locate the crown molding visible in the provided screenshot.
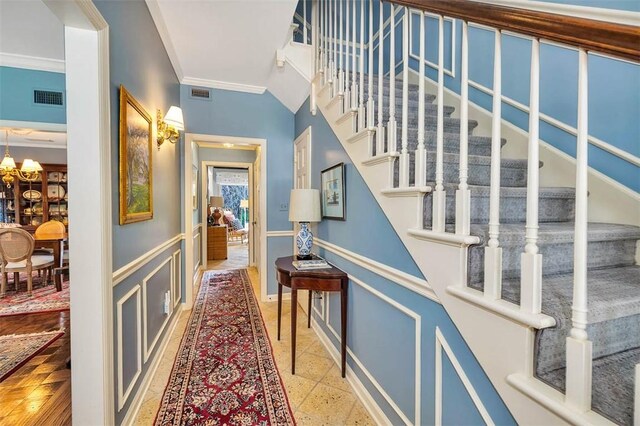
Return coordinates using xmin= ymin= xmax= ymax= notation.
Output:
xmin=0 ymin=52 xmax=65 ymax=73
xmin=181 ymin=76 xmax=267 ymax=95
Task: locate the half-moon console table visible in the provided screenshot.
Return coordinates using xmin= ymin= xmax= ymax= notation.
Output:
xmin=275 ymin=256 xmax=349 ymax=377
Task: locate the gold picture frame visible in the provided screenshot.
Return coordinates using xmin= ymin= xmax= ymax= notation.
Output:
xmin=119 ymin=85 xmax=153 ymax=225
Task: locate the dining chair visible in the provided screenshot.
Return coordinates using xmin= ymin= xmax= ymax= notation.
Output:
xmin=0 ymin=228 xmax=54 ymax=297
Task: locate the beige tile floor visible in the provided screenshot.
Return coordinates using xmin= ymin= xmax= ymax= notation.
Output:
xmin=133 ymin=243 xmax=374 ymax=425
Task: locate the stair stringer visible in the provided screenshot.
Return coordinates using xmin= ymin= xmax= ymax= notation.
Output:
xmin=314 ymin=74 xmax=615 ymax=426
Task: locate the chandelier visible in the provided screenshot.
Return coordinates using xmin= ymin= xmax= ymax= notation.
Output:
xmin=0 ymin=129 xmax=42 ymax=188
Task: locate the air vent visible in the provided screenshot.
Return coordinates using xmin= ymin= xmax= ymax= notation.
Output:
xmin=190 ymin=87 xmax=211 ymax=100
xmin=33 ymin=90 xmax=64 ymax=106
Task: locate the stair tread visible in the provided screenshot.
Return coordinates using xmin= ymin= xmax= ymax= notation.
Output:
xmin=470 ymin=222 xmax=640 ymax=244
xmin=502 ymin=265 xmax=640 ymax=324
xmin=436 ymin=184 xmax=575 ymax=198
xmin=538 ymin=345 xmax=639 ymax=426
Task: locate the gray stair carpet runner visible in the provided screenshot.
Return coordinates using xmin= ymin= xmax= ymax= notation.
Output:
xmin=350 ymin=73 xmax=640 ymax=425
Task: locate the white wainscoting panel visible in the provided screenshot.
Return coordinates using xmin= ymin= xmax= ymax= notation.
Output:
xmin=116 ymin=284 xmax=141 ymax=411
xmin=142 ymin=256 xmax=173 ymax=362
xmin=434 ymin=327 xmax=494 ymax=425
xmin=172 ymin=249 xmax=182 ymax=308
xmin=325 ymin=275 xmax=421 ymax=425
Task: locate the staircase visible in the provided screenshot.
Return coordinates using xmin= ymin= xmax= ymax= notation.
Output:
xmin=309 ymin=1 xmax=640 ymax=424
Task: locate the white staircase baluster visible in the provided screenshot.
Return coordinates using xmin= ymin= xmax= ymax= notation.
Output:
xmin=432 ymin=15 xmax=446 ymax=231
xmin=333 ymin=0 xmax=338 ymax=90
xmin=303 ymin=0 xmax=308 ymax=45
xmin=565 ymin=47 xmax=593 ymax=413
xmin=484 ymin=29 xmax=502 ymax=300
xmin=376 ymin=1 xmax=385 ymax=155
xmin=311 ymin=0 xmax=318 ymax=115
xmin=367 ymin=0 xmax=375 ymax=130
xmin=322 ymin=0 xmax=327 ymax=82
xmin=351 ymin=0 xmax=357 ymax=111
xmin=358 ymin=0 xmax=366 ymax=131
xmin=415 ymin=11 xmax=426 ymax=187
xmin=520 ymin=38 xmax=542 ymax=315
xmin=338 ymin=0 xmax=344 ymax=100
xmin=344 ymin=0 xmax=350 ymax=111
xmin=399 ymin=7 xmax=409 ymax=188
xmin=455 ymin=20 xmax=471 ymax=236
xmin=328 ymin=0 xmax=333 ymax=87
xmin=387 ymin=4 xmax=397 ymax=153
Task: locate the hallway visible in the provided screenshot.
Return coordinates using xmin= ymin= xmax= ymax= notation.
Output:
xmin=133 ymin=262 xmax=374 ymax=425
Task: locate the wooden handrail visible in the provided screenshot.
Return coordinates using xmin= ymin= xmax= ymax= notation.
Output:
xmin=390 ymin=0 xmax=640 ymax=61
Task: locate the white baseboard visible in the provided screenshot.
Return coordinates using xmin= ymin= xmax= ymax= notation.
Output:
xmin=265 ymin=292 xmax=291 ymax=302
xmin=311 ymin=318 xmax=390 ymax=426
xmin=121 ymin=305 xmax=183 ymax=426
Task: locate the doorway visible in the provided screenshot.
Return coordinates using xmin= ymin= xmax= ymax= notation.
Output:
xmin=202 ymin=162 xmax=253 ymax=270
xmin=184 ymin=134 xmax=268 ymax=304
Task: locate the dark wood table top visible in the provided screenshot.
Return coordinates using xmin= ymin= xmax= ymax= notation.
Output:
xmin=275 ymin=256 xmax=347 ymax=280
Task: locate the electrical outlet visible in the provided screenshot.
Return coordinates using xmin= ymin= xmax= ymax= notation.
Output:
xmin=280 ymin=203 xmax=288 ymax=211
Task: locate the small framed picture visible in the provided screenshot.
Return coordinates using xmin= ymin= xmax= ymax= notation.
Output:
xmin=320 ymin=163 xmax=345 ymax=220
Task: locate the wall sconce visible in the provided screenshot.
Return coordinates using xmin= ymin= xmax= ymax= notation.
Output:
xmin=156 ymin=106 xmax=184 ymax=149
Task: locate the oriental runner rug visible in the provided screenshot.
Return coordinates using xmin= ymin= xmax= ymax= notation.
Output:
xmin=0 ymin=330 xmax=64 ymax=382
xmin=155 ymin=269 xmax=295 ymax=425
xmin=0 ymin=274 xmax=69 ymax=317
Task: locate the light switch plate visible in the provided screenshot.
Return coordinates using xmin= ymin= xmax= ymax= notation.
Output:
xmin=280 ymin=203 xmax=288 ymax=211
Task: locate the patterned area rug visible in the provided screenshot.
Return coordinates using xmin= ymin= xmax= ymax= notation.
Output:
xmin=0 ymin=330 xmax=64 ymax=381
xmin=0 ymin=274 xmax=69 ymax=317
xmin=155 ymin=269 xmax=295 ymax=425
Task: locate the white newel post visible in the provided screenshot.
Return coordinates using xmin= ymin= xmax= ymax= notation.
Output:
xmin=376 ymin=0 xmax=385 ymax=155
xmin=358 ymin=0 xmax=366 ymax=130
xmin=520 ymin=38 xmax=542 ymax=315
xmin=484 ymin=29 xmax=503 ymax=300
xmin=634 ymin=364 xmax=639 ymax=425
xmin=431 ymin=15 xmax=446 ymax=231
xmin=415 ymin=11 xmax=426 ymax=187
xmin=399 ymin=6 xmax=409 ymax=188
xmin=387 ymin=4 xmax=397 ymax=152
xmin=455 ymin=20 xmax=471 ymax=236
xmin=565 ymin=47 xmax=592 ymax=413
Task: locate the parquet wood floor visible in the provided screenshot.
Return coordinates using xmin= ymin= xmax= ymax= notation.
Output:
xmin=0 ymin=311 xmax=71 ymax=426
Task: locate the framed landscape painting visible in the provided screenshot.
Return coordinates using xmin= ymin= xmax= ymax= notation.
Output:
xmin=119 ymin=85 xmax=153 ymax=225
xmin=321 ymin=163 xmax=345 ymax=220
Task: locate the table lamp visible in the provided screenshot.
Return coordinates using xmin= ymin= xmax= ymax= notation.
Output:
xmin=210 ymin=196 xmax=224 ymax=226
xmin=288 ymin=189 xmax=321 ymax=260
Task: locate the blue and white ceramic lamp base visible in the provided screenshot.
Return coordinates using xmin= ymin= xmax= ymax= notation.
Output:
xmin=296 ymin=222 xmax=314 ymax=260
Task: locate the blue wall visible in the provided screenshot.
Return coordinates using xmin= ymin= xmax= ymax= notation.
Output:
xmin=92 ymin=0 xmax=183 ymax=423
xmin=0 ymin=66 xmax=66 ymax=124
xmin=295 ymin=97 xmax=515 ymax=424
xmin=181 ymin=86 xmax=295 ymax=295
xmin=359 ymin=3 xmax=640 ymax=191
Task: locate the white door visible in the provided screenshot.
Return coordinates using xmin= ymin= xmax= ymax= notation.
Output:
xmin=294 ymin=128 xmax=312 ymax=314
xmin=251 ymin=148 xmax=261 ymax=268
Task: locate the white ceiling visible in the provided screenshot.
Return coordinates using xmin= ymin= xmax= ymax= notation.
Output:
xmin=147 ymin=0 xmax=310 ymax=112
xmin=0 ymin=0 xmax=65 ymax=72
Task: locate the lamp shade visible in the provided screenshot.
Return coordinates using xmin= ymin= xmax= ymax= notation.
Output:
xmin=20 ymin=159 xmax=37 ymax=172
xmin=0 ymin=155 xmax=16 ymax=170
xmin=163 ymin=106 xmax=184 ymax=131
xmin=210 ymin=196 xmax=224 ymax=208
xmin=289 ymin=189 xmax=321 ymax=222
xmin=240 ymin=199 xmax=249 ymax=208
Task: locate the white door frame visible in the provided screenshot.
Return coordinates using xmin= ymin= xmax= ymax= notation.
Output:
xmin=43 ymin=1 xmax=114 ymax=424
xmin=293 ymin=126 xmax=312 ymax=313
xmin=183 ymin=134 xmax=267 ymax=305
xmin=200 ymin=161 xmax=254 ymax=265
